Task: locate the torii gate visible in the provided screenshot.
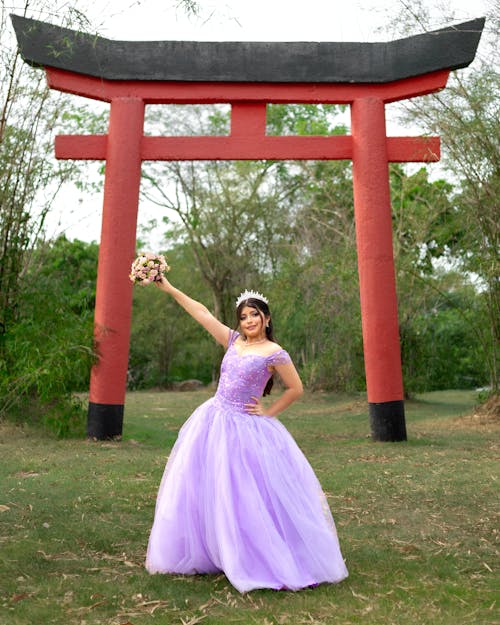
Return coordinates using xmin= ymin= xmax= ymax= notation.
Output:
xmin=12 ymin=15 xmax=484 ymax=441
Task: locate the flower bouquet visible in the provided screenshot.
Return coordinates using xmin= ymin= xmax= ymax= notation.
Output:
xmin=129 ymin=252 xmax=170 ymax=285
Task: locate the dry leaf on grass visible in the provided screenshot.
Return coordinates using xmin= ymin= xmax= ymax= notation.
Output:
xmin=180 ymin=615 xmax=207 ymax=625
xmin=11 ymin=593 xmax=31 ymax=603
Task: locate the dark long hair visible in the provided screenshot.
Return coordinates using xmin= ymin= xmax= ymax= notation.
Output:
xmin=235 ymin=297 xmax=276 ymax=396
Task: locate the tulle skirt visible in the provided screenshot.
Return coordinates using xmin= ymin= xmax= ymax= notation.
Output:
xmin=145 ymin=396 xmax=348 ymax=592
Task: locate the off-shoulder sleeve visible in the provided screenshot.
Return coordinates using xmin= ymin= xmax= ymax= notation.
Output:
xmin=267 ymin=349 xmax=292 ymax=367
xmin=228 ymin=329 xmax=239 ymax=346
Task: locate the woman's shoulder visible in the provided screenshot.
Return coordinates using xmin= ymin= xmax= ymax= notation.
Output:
xmin=266 ymin=343 xmax=292 ymax=365
xmin=267 ymin=342 xmax=285 ymax=354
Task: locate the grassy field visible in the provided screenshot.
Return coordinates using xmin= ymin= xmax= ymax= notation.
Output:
xmin=0 ymin=390 xmax=498 ymax=625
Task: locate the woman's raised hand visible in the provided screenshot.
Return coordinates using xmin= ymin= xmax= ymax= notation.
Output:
xmin=155 ymin=275 xmax=172 ymax=293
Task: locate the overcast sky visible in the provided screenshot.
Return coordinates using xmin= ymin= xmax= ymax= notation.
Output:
xmin=34 ymin=0 xmax=491 ymax=244
xmin=91 ymin=0 xmax=486 ymax=42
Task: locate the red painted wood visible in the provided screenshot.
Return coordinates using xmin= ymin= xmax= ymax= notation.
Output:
xmin=386 ymin=136 xmax=439 ymax=162
xmin=143 ymin=135 xmax=354 ymax=160
xmin=55 ymin=134 xmax=439 ymax=162
xmin=351 ymin=97 xmax=405 ymax=403
xmin=231 ymin=103 xmax=267 ymax=136
xmin=46 ymin=67 xmax=450 ymax=104
xmin=89 ymin=97 xmax=144 ymax=405
xmin=55 ymin=134 xmax=108 ymax=159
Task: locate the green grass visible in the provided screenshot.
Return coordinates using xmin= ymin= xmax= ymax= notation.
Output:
xmin=0 ymin=390 xmax=498 ymax=625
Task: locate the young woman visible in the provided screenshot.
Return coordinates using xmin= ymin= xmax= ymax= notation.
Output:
xmin=145 ymin=276 xmax=348 ymax=592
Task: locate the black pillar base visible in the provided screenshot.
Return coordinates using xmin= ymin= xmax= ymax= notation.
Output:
xmin=87 ymin=402 xmax=124 ymax=440
xmin=369 ymin=400 xmax=407 ymax=441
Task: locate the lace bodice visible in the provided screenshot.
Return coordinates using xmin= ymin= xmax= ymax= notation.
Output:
xmin=215 ymin=331 xmax=291 ymax=411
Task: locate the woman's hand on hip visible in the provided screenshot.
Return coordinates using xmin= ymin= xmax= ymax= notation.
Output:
xmin=245 ymin=396 xmax=265 ymax=416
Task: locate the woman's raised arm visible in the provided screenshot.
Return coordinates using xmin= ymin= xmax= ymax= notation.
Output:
xmin=155 ymin=275 xmax=231 ymax=348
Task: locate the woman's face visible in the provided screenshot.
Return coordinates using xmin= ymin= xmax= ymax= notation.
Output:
xmin=239 ymin=305 xmax=267 ymax=340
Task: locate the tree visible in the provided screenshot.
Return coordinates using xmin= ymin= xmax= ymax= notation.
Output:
xmin=0 ymin=1 xmax=102 ymax=335
xmin=264 ymin=155 xmax=364 ymax=391
xmin=389 ymin=1 xmax=499 ymax=393
xmin=129 ymin=243 xmax=214 ymax=388
xmin=0 ymin=236 xmax=97 ymax=436
xmin=0 ymin=2 xmax=110 ymax=433
xmin=142 ymin=105 xmax=300 ymax=325
xmin=398 ymin=271 xmax=489 ymax=392
xmin=141 ymin=103 xmax=363 ymax=386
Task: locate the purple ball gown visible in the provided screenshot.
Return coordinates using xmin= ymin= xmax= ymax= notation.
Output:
xmin=146 ymin=331 xmax=348 ymax=592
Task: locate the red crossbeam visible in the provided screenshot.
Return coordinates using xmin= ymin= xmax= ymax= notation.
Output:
xmin=55 ymin=134 xmax=439 ymax=162
xmin=46 ymin=67 xmax=450 ymax=105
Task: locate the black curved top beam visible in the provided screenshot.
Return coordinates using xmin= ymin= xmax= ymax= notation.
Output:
xmin=11 ymin=14 xmax=484 ymax=84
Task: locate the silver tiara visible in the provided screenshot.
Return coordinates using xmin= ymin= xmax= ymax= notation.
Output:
xmin=235 ymin=290 xmax=269 ymax=308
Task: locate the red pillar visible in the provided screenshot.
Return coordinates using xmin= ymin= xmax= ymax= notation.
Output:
xmin=351 ymin=97 xmax=407 ymax=441
xmin=87 ymin=98 xmax=145 ymax=439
